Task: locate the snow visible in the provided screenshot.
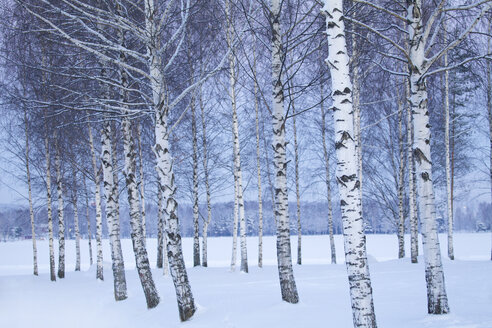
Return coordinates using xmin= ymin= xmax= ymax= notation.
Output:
xmin=1 ymin=233 xmax=491 ymax=327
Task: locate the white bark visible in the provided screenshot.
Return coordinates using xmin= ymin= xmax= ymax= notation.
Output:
xmin=407 ymin=1 xmax=449 ymax=314
xmin=102 ymin=120 xmax=128 ymax=301
xmin=200 ymin=90 xmax=212 ymax=268
xmin=231 ymin=178 xmax=239 ymax=272
xmin=323 ymin=0 xmax=377 ymax=325
xmin=397 ymin=98 xmax=405 ymax=259
xmin=191 ymin=97 xmax=200 ymax=267
xmin=71 ymin=169 xmax=81 ymax=272
xmin=407 ymin=77 xmax=419 ymax=264
xmin=83 ymin=175 xmax=93 ymax=266
xmin=55 ymin=137 xmax=65 ymax=279
xmin=253 ymin=48 xmax=264 ymax=268
xmin=122 ymin=116 xmax=159 ymax=308
xmin=321 ymin=85 xmax=336 ymax=264
xmin=226 ymin=0 xmax=248 ymax=273
xmin=88 ymin=122 xmax=104 ymax=281
xmin=443 ymin=25 xmax=454 ymax=260
xmin=44 ymin=131 xmax=56 ymax=282
xmin=271 ymin=0 xmax=298 ymax=304
xmin=24 ymin=110 xmax=38 ymax=276
xmin=137 ymin=123 xmax=147 ymax=242
xmin=157 ymin=184 xmax=164 ymax=269
xmin=293 ymin=110 xmax=302 ymax=265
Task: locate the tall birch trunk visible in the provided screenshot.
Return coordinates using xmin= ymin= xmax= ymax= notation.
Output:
xmin=407 ymin=0 xmax=449 ymax=314
xmin=271 ymin=0 xmax=299 ymax=304
xmin=323 ymin=1 xmax=377 ymax=325
xmin=55 ymin=137 xmax=65 ymax=279
xmin=226 ymin=0 xmax=248 ymax=273
xmin=102 ymin=120 xmax=128 ymax=301
xmin=407 ymin=77 xmax=419 ymax=263
xmin=321 ymin=85 xmax=336 ymax=264
xmin=293 ymin=110 xmax=302 ymax=265
xmin=253 ymin=46 xmax=264 ymax=268
xmin=397 ymin=98 xmax=406 ymax=259
xmin=352 ymin=35 xmax=363 ymax=211
xmin=443 ymin=26 xmax=454 ymax=260
xmin=200 ymin=89 xmax=212 ymax=268
xmin=44 ymin=130 xmax=56 ymax=282
xmin=122 ymin=117 xmax=159 ymax=308
xmin=24 ymin=109 xmax=38 ymax=276
xmin=155 ymin=108 xmax=196 ymax=320
xmin=191 ymin=97 xmax=200 ymax=267
xmin=145 ymin=0 xmax=195 ymax=316
xmin=231 ymin=177 xmax=239 ymax=271
xmin=88 ymin=122 xmax=104 ymax=281
xmin=71 ymin=168 xmax=81 ymax=272
xmin=137 ymin=123 xmax=147 ymax=241
xmin=83 ymin=175 xmax=93 ymax=266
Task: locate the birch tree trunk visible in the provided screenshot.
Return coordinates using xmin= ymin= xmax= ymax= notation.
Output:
xmin=44 ymin=131 xmax=56 ymax=282
xmin=226 ymin=0 xmax=248 ymax=273
xmin=397 ymin=99 xmax=405 ymax=259
xmin=191 ymin=97 xmax=200 ymax=267
xmin=443 ymin=26 xmax=454 ymax=260
xmin=137 ymin=123 xmax=147 ymax=241
xmin=200 ymin=90 xmax=212 ymax=268
xmin=321 ymin=85 xmax=336 ymax=264
xmin=88 ymin=122 xmax=104 ymax=281
xmin=71 ymin=168 xmax=81 ymax=272
xmin=122 ymin=116 xmax=159 ymax=308
xmin=271 ymin=0 xmax=298 ymax=304
xmin=145 ymin=0 xmax=195 ymax=317
xmin=24 ymin=110 xmax=38 ymax=276
xmin=83 ymin=175 xmax=93 ymax=266
xmin=55 ymin=137 xmax=65 ymax=279
xmin=231 ymin=178 xmax=239 ymax=271
xmin=102 ymin=120 xmax=128 ymax=301
xmin=292 ymin=108 xmax=302 ymax=265
xmin=351 ymin=36 xmax=363 ymax=211
xmin=407 ymin=1 xmax=449 ymax=314
xmin=323 ymin=1 xmax=377 ymax=325
xmin=407 ymin=77 xmax=419 ymax=263
xmin=253 ymin=47 xmax=264 ymax=268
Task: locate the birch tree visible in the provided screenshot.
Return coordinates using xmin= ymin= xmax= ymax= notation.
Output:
xmin=322 ymin=0 xmax=377 ymax=325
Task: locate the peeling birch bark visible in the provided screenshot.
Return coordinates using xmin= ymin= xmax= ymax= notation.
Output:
xmin=323 ymin=0 xmax=377 ymax=325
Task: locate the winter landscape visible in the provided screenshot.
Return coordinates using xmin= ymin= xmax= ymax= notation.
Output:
xmin=1 ymin=0 xmax=492 ymax=328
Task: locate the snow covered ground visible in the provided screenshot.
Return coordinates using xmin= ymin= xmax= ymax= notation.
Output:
xmin=1 ymin=233 xmax=491 ymax=327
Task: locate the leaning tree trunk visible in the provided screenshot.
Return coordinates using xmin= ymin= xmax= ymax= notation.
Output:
xmin=71 ymin=167 xmax=81 ymax=272
xmin=270 ymin=0 xmax=299 ymax=304
xmin=102 ymin=120 xmax=128 ymax=301
xmin=200 ymin=89 xmax=212 ymax=268
xmin=44 ymin=131 xmax=56 ymax=282
xmin=320 ymin=84 xmax=336 ymax=264
xmin=397 ymin=98 xmax=405 ymax=259
xmin=88 ymin=122 xmax=104 ymax=281
xmin=55 ymin=137 xmax=65 ymax=279
xmin=24 ymin=109 xmax=38 ymax=276
xmin=226 ymin=0 xmax=248 ymax=273
xmin=83 ymin=175 xmax=93 ymax=266
xmin=323 ymin=0 xmax=377 ymax=326
xmin=122 ymin=116 xmax=159 ymax=308
xmin=191 ymin=97 xmax=200 ymax=267
xmin=407 ymin=1 xmax=449 ymax=314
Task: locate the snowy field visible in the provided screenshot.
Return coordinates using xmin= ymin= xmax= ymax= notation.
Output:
xmin=1 ymin=233 xmax=491 ymax=328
